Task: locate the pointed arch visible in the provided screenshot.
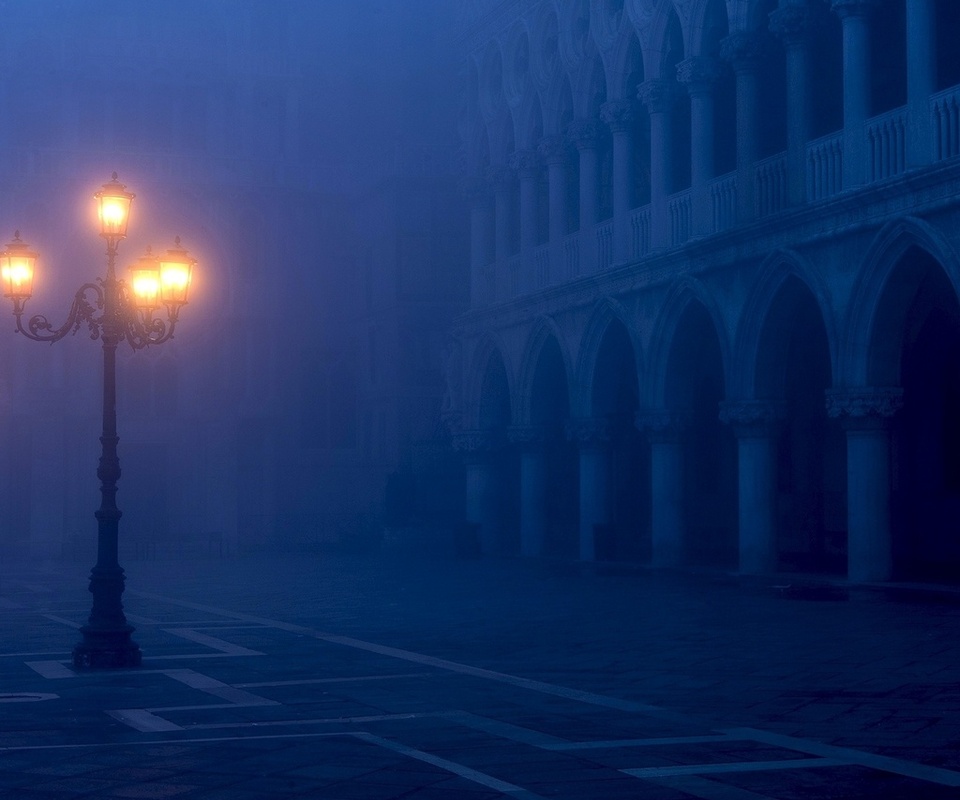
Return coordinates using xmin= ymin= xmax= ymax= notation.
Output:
xmin=542 ymin=69 xmax=575 ymax=135
xmin=575 ymin=297 xmax=644 ymax=416
xmin=516 ymin=316 xmax=576 ymax=425
xmin=463 ymin=333 xmax=516 ymax=431
xmin=843 ymin=217 xmax=960 ymax=386
xmin=643 ymin=0 xmax=685 ymax=79
xmin=515 ymin=86 xmax=545 ymax=149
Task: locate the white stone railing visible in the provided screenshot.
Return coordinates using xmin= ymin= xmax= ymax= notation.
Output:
xmin=710 ymin=172 xmax=738 ymax=231
xmin=596 ymin=219 xmax=614 ymax=269
xmin=630 ymin=205 xmax=651 ymax=260
xmin=806 ymin=132 xmax=843 ymax=201
xmin=534 ymin=244 xmax=550 ymax=289
xmin=668 ymin=189 xmax=692 ymax=247
xmin=932 ymin=85 xmax=960 ymax=162
xmin=866 ymin=107 xmax=907 ymax=182
xmin=562 ymin=232 xmax=580 ymax=282
xmin=754 ymin=154 xmax=786 ymax=218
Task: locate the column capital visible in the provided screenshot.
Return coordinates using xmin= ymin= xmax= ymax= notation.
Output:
xmin=507 ymin=425 xmax=547 ymax=448
xmin=566 ymin=118 xmax=603 ymax=151
xmin=458 ymin=173 xmax=492 ymax=204
xmin=825 ymin=387 xmax=903 ymax=430
xmin=719 ymin=400 xmax=782 ymax=437
xmin=720 ymin=31 xmax=772 ymax=74
xmin=635 ymin=411 xmax=688 ymax=443
xmin=537 ymin=134 xmax=570 ymax=165
xmin=831 ymin=0 xmax=880 ymax=20
xmin=675 ymin=56 xmax=726 ymax=96
xmin=487 ymin=165 xmax=515 ymax=193
xmin=769 ymin=3 xmax=821 ymax=46
xmin=566 ymin=417 xmax=611 ymax=446
xmin=600 ymin=99 xmax=634 ymax=133
xmin=452 ymin=429 xmax=496 ymax=456
xmin=637 ymin=79 xmax=677 ymax=114
xmin=509 ymin=148 xmax=539 ymax=178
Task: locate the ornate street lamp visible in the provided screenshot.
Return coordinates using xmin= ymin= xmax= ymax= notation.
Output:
xmin=2 ymin=174 xmax=195 ymax=669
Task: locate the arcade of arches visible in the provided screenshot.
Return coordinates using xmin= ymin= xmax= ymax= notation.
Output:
xmin=451 ymin=0 xmax=960 ymax=584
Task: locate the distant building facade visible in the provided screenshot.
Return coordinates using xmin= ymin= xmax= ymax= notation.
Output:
xmin=450 ymin=0 xmax=960 ymax=582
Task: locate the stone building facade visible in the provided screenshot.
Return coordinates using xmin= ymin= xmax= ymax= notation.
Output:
xmin=450 ymin=0 xmax=960 ymax=583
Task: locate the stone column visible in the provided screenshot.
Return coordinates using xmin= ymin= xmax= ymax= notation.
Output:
xmin=637 ymin=412 xmax=686 ymax=566
xmin=826 ymin=387 xmax=903 ymax=582
xmin=453 ymin=430 xmax=498 ymax=556
xmin=600 ymin=100 xmax=634 ymax=261
xmin=720 ymin=32 xmax=769 ymax=221
xmin=568 ymin=118 xmax=602 ymax=231
xmin=906 ymin=0 xmax=935 ymax=166
xmin=510 ymin=149 xmax=540 ymax=251
xmin=638 ymin=80 xmax=676 ymax=249
xmin=720 ymin=400 xmax=781 ymax=574
xmin=459 ymin=175 xmax=493 ymax=304
xmin=770 ymin=3 xmax=818 ymax=204
xmin=538 ymin=135 xmax=569 ymax=243
xmin=508 ymin=426 xmax=547 ymax=557
xmin=832 ymin=0 xmax=878 ymax=187
xmin=676 ymin=57 xmax=724 ymax=235
xmin=567 ymin=418 xmax=611 ymax=561
xmin=489 ymin=165 xmax=514 ymax=263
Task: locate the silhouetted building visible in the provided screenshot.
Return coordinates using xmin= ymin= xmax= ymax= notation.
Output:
xmin=449 ymin=0 xmax=960 ymax=583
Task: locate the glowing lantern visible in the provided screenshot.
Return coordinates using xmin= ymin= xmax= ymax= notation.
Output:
xmin=0 ymin=231 xmax=37 ymax=300
xmin=95 ymin=173 xmax=135 ymax=239
xmin=128 ymin=248 xmax=160 ymax=311
xmin=158 ymin=237 xmax=194 ymax=309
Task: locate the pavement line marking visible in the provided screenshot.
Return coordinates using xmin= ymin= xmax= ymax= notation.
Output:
xmin=439 ymin=710 xmax=570 ymax=749
xmin=625 ymin=757 xmax=844 ymax=778
xmin=0 ymin=651 xmax=69 ymax=658
xmin=0 ymin=598 xmax=21 ymax=608
xmin=555 ymin=735 xmax=738 ymax=750
xmin=726 ymin=727 xmax=960 ymax=787
xmin=124 ymin=613 xmax=161 ymax=624
xmin=40 ymin=613 xmax=81 ymax=629
xmin=353 ymin=732 xmax=546 ymax=799
xmin=161 ymin=668 xmax=279 ymax=706
xmin=0 ymin=731 xmax=351 ymax=752
xmin=163 ymin=628 xmax=264 ymax=656
xmin=648 ymin=775 xmax=781 ymax=800
xmin=143 ymin=653 xmax=255 ymax=661
xmin=26 ymin=660 xmax=74 ymax=679
xmin=234 ymin=672 xmax=435 ymax=688
xmin=189 ymin=712 xmax=430 ymax=730
xmin=108 ymin=709 xmax=184 ymax=733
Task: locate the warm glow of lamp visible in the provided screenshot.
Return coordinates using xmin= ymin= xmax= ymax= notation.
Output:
xmin=0 ymin=231 xmax=37 ymax=300
xmin=158 ymin=237 xmax=194 ymax=308
xmin=128 ymin=248 xmax=160 ymax=311
xmin=95 ymin=173 xmax=135 ymax=239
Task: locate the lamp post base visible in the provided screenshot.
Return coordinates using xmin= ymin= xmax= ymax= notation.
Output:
xmin=72 ymin=627 xmax=141 ymax=670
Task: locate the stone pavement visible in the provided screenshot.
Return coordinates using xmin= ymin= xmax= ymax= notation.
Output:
xmin=2 ymin=550 xmax=960 ymax=798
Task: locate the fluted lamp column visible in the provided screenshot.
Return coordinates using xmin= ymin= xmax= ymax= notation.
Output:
xmin=2 ymin=174 xmax=196 ymax=669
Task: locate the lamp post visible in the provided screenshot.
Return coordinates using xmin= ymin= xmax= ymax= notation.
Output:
xmin=1 ymin=174 xmax=195 ymax=669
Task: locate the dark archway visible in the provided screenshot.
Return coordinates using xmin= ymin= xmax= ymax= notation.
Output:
xmin=664 ymin=302 xmax=736 ymax=566
xmin=530 ymin=336 xmax=577 ymax=557
xmin=755 ymin=276 xmax=845 ymax=573
xmin=591 ymin=320 xmax=647 ymax=561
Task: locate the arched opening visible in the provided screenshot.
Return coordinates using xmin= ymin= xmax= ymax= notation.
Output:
xmin=755 ymin=276 xmax=845 ymax=573
xmin=663 ymin=10 xmax=691 ymax=192
xmin=870 ymin=248 xmax=960 ymax=582
xmin=870 ymin=0 xmax=906 ymax=115
xmin=809 ymin=6 xmax=843 ymax=139
xmin=530 ymin=336 xmax=577 ymax=557
xmin=558 ymin=79 xmax=579 ymax=233
xmin=621 ymin=33 xmax=650 ymax=207
xmin=591 ymin=320 xmax=647 ymax=561
xmin=664 ymin=302 xmax=736 ymax=566
xmin=935 ymin=0 xmax=960 ymax=91
xmin=754 ymin=0 xmax=787 ymax=157
xmin=703 ymin=0 xmax=735 ymax=176
xmin=478 ymin=349 xmax=519 ymax=554
xmin=586 ymin=55 xmax=613 ymax=221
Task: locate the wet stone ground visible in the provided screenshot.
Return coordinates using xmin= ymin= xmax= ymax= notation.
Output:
xmin=1 ymin=551 xmax=959 ymax=798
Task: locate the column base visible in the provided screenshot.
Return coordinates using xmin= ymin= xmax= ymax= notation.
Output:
xmin=73 ymin=626 xmax=141 ymax=670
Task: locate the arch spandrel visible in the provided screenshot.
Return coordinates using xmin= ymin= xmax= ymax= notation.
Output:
xmin=642 ymin=0 xmax=687 ymax=79
xmin=463 ymin=333 xmax=517 ymax=431
xmin=605 ymin=25 xmax=645 ymax=101
xmin=644 ymin=277 xmax=733 ymax=409
xmin=843 ymin=217 xmax=960 ymax=387
xmin=515 ymin=316 xmax=576 ymax=426
xmin=733 ymin=249 xmax=838 ymax=399
xmin=575 ymin=297 xmax=644 ymax=417
xmin=478 ymin=41 xmax=506 ymax=125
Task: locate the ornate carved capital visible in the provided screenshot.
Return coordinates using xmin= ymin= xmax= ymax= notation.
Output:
xmin=457 ymin=174 xmax=491 ymax=204
xmin=566 ymin=118 xmax=602 ymax=151
xmin=507 ymin=425 xmax=547 ymax=448
xmin=635 ymin=411 xmax=687 ymax=443
xmin=769 ymin=4 xmax=820 ymax=45
xmin=831 ymin=0 xmax=879 ymax=20
xmin=600 ymin=99 xmax=634 ymax=134
xmin=487 ymin=165 xmax=514 ymax=193
xmin=675 ymin=57 xmax=725 ymax=95
xmin=719 ymin=400 xmax=781 ymax=437
xmin=825 ymin=387 xmax=903 ymax=430
xmin=637 ymin=80 xmax=677 ymax=114
xmin=509 ymin=149 xmax=539 ymax=178
xmin=538 ymin=134 xmax=570 ymax=166
xmin=566 ymin=417 xmax=611 ymax=446
xmin=452 ymin=429 xmax=502 ymax=461
xmin=720 ymin=31 xmax=772 ymax=73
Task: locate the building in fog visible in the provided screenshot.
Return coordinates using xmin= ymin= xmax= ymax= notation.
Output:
xmin=449 ymin=0 xmax=960 ymax=583
xmin=0 ymin=1 xmax=465 ymax=561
